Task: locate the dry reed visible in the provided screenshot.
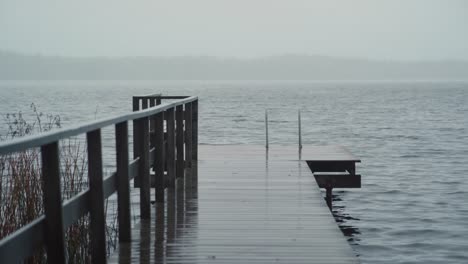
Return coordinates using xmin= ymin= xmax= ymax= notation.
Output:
xmin=0 ymin=104 xmax=118 ymax=263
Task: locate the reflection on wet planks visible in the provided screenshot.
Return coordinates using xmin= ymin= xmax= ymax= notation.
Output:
xmin=108 ymin=185 xmax=198 ymax=264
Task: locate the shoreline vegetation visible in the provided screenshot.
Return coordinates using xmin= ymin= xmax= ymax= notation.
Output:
xmin=1 ymin=50 xmax=467 ymax=81
xmin=0 ymin=105 xmax=117 ymax=263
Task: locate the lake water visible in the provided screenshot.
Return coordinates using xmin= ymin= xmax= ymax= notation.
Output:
xmin=1 ymin=80 xmax=467 ymax=263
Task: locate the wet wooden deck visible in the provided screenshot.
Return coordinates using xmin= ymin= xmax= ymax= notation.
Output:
xmin=108 ymin=145 xmax=359 ymax=263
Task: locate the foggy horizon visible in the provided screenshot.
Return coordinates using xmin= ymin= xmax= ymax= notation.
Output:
xmin=1 ymin=0 xmax=467 ymax=61
xmin=3 ymin=49 xmax=468 ymax=63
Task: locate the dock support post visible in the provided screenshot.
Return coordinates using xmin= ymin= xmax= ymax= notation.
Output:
xmin=265 ymin=109 xmax=269 ymax=149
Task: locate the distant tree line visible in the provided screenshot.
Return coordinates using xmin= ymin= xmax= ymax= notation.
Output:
xmin=1 ymin=51 xmax=467 ymax=80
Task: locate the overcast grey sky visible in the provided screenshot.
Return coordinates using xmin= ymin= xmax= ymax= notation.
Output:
xmin=1 ymin=0 xmax=467 ymax=60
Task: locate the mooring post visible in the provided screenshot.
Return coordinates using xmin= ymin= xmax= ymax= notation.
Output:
xmin=298 ymin=109 xmax=302 ymax=150
xmin=265 ymin=109 xmax=269 ymax=149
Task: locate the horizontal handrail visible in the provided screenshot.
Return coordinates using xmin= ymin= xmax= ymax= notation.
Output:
xmin=0 ymin=96 xmax=197 ymax=155
xmin=0 ymin=216 xmax=46 ymax=263
xmin=133 ymin=95 xmax=189 ymax=100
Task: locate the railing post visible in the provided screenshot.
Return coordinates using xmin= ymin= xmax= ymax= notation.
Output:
xmin=116 ymin=121 xmax=131 ymax=242
xmin=154 ymin=112 xmax=165 ymax=203
xmin=191 ymin=100 xmax=198 ymax=188
xmin=134 ymin=117 xmax=151 ymax=219
xmin=132 ymin=97 xmax=139 ymax=112
xmin=175 ymin=105 xmax=184 ymax=189
xmin=87 ymin=129 xmax=107 ymax=263
xmin=132 ymin=97 xmax=140 ymax=187
xmin=149 ymin=99 xmax=156 ymax=146
xmin=192 ymin=100 xmax=198 ymax=161
xmin=41 ymin=142 xmax=66 ymax=263
xmin=184 ymin=103 xmax=193 ymax=190
xmin=166 ymin=108 xmax=176 ymax=188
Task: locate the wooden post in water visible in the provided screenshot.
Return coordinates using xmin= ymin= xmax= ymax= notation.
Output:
xmin=298 ymin=109 xmax=302 ymax=150
xmin=155 ymin=112 xmax=165 ymax=203
xmin=41 ymin=142 xmax=66 ymax=263
xmin=265 ymin=109 xmax=269 ymax=149
xmin=134 ymin=117 xmax=151 ymax=219
xmin=176 ymin=105 xmax=185 ymax=189
xmin=116 ymin=121 xmax=131 ymax=242
xmin=166 ymin=108 xmax=176 ymax=188
xmin=86 ymin=129 xmax=107 ymax=263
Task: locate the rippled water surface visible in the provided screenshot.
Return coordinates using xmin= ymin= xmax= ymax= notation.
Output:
xmin=1 ymin=80 xmax=467 ymax=263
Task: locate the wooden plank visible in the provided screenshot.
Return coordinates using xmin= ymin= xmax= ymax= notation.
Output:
xmin=41 ymin=142 xmax=66 ymax=263
xmin=197 ymin=145 xmax=360 ymax=162
xmin=62 ymin=189 xmax=90 ymax=228
xmin=102 ymin=172 xmax=117 ymax=199
xmin=86 ymin=129 xmax=107 ymax=263
xmin=116 ymin=121 xmax=131 ymax=242
xmin=307 ymin=161 xmax=356 ymax=174
xmin=313 ymin=174 xmax=361 ymax=188
xmin=108 ymin=147 xmax=359 ymax=264
xmin=129 ymin=157 xmax=139 ymax=180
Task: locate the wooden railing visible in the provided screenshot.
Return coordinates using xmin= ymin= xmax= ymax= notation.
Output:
xmin=0 ymin=95 xmax=198 ymax=263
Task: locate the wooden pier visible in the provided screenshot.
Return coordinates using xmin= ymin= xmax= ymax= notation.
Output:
xmin=0 ymin=95 xmax=361 ymax=264
xmin=109 ymin=145 xmax=360 ymax=263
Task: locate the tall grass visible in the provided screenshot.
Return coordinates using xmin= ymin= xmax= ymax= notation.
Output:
xmin=0 ymin=104 xmax=118 ymax=263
